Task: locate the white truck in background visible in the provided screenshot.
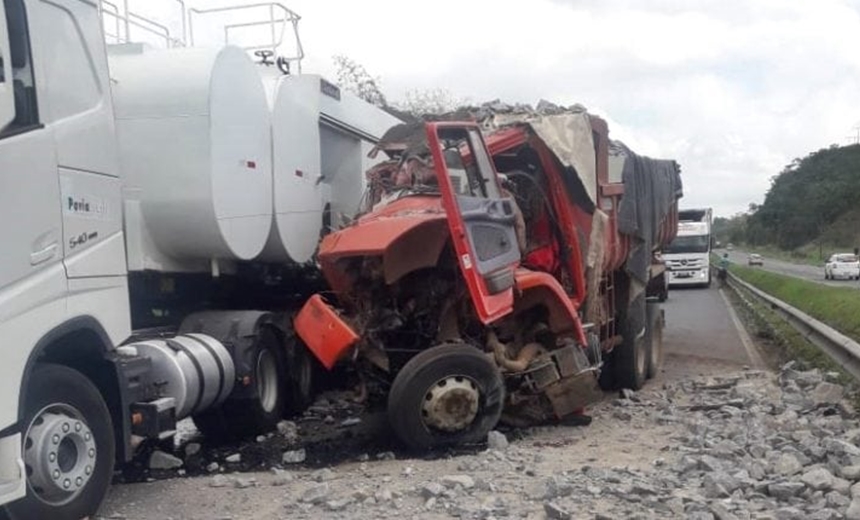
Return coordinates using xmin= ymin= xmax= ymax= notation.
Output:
xmin=0 ymin=1 xmax=399 ymax=518
xmin=664 ymin=208 xmax=713 ymax=288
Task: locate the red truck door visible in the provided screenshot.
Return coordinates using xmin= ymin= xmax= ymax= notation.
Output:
xmin=425 ymin=122 xmax=521 ymax=323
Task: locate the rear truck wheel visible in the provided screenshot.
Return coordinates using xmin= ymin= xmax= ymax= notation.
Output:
xmin=5 ymin=364 xmax=114 ymax=520
xmin=388 ymin=344 xmax=504 ymax=451
xmin=193 ymin=328 xmax=286 ymax=441
xmin=613 ymin=292 xmax=648 ymax=391
xmin=284 ymin=335 xmax=316 ymax=415
xmin=645 ymin=303 xmax=664 ymax=379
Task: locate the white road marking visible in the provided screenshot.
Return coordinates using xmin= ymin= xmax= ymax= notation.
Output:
xmin=719 ymin=288 xmax=766 ymax=368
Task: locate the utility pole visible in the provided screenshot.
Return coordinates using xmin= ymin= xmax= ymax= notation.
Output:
xmin=848 ymin=124 xmax=860 ymax=145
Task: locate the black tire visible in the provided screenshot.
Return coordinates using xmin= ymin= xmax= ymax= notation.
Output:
xmin=193 ymin=328 xmax=286 ymax=441
xmin=645 ymin=303 xmax=664 ymax=379
xmin=388 ymin=344 xmax=504 ymax=451
xmin=284 ymin=335 xmax=316 ymax=415
xmin=613 ymin=292 xmax=648 ymax=390
xmin=6 ymin=365 xmax=115 ymax=520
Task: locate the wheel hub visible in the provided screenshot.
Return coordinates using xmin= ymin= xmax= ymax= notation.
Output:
xmin=24 ymin=406 xmax=96 ymax=506
xmin=421 ymin=376 xmax=480 ymax=432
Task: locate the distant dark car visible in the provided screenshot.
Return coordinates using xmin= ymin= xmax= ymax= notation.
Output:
xmin=748 ymin=254 xmax=763 ymax=266
xmin=825 ymin=253 xmax=860 ymax=280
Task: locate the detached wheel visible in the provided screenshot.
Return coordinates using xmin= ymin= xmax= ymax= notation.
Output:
xmin=645 ymin=303 xmax=664 ymax=379
xmin=6 ymin=365 xmax=114 ymax=520
xmin=388 ymin=344 xmax=504 ymax=451
xmin=613 ymin=292 xmax=648 ymax=390
xmin=193 ymin=328 xmax=286 ymax=441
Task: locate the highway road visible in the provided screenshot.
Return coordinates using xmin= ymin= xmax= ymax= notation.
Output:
xmin=661 ymin=283 xmax=763 ymax=378
xmin=717 ymin=248 xmax=860 ymax=289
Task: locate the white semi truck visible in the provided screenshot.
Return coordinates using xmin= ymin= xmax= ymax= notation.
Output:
xmin=0 ymin=1 xmax=399 ymax=518
xmin=664 ymin=208 xmax=713 ymax=287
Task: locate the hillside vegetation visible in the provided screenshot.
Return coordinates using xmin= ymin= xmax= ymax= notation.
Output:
xmin=715 ymin=143 xmax=860 ymax=255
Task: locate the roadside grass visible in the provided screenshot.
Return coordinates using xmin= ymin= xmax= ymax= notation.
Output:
xmin=728 ymin=263 xmax=860 ymax=344
xmin=726 ymin=280 xmax=859 ymax=404
xmin=723 ymin=261 xmax=860 ymax=405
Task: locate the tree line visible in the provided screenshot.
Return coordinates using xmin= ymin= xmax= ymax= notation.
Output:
xmin=715 ymin=143 xmax=860 ymax=251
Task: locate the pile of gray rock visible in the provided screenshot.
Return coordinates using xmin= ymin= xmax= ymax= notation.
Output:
xmin=136 ymin=362 xmax=860 ymax=519
xmin=276 ymin=363 xmax=860 ymax=519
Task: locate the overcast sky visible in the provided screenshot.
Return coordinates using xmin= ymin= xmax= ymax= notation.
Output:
xmin=172 ymin=1 xmax=860 ymax=218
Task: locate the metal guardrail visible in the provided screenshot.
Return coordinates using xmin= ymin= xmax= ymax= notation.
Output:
xmin=726 ymin=271 xmax=860 ymax=380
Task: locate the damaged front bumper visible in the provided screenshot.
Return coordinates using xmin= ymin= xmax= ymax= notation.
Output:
xmin=294 ymin=295 xmax=359 ymax=370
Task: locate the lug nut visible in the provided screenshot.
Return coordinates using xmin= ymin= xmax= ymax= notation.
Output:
xmin=85 ymin=466 xmax=92 ymax=475
xmin=53 ymin=434 xmax=60 ymax=445
xmin=76 ymin=477 xmax=82 ymax=486
xmin=53 ymin=470 xmax=60 ymax=479
xmin=62 ymin=423 xmax=70 ymax=433
xmin=75 ymin=422 xmax=82 ymax=432
xmin=63 ymin=479 xmax=71 ymax=489
xmin=49 ymin=452 xmax=56 ymax=462
xmin=89 ymin=448 xmax=95 ymax=458
xmin=85 ymin=433 xmax=91 ymax=441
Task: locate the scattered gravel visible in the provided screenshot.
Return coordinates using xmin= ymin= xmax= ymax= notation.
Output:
xmin=102 ymin=361 xmax=860 ymax=520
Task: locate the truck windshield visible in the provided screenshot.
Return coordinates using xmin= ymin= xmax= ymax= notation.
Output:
xmin=665 ymin=235 xmax=710 ymax=254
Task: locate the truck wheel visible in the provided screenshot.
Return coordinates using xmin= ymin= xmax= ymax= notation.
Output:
xmin=645 ymin=303 xmax=664 ymax=379
xmin=388 ymin=344 xmax=504 ymax=451
xmin=285 ymin=336 xmax=315 ymax=415
xmin=6 ymin=364 xmax=114 ymax=520
xmin=193 ymin=329 xmax=286 ymax=441
xmin=614 ymin=293 xmax=648 ymax=391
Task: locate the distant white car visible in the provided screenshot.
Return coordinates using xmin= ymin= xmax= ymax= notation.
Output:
xmin=748 ymin=253 xmax=763 ymax=266
xmin=825 ymin=253 xmax=860 ymax=280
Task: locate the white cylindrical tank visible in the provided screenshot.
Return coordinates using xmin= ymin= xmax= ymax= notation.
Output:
xmin=258 ymin=72 xmax=325 ymax=264
xmin=257 ymin=71 xmax=403 ymax=263
xmin=109 ymin=44 xmax=273 ymax=265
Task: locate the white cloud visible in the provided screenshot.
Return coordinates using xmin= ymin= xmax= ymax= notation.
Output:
xmin=177 ymin=0 xmax=860 ymax=217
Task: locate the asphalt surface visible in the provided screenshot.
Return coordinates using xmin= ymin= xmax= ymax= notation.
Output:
xmin=660 ymin=284 xmax=763 ymax=380
xmin=720 ymin=247 xmax=860 ymax=288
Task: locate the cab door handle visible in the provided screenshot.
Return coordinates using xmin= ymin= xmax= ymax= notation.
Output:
xmin=30 ymin=242 xmax=58 ymax=265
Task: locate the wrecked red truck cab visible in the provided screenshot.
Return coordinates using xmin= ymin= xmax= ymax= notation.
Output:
xmin=295 ymin=113 xmax=681 ymax=450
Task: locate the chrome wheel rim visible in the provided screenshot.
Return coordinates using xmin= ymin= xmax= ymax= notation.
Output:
xmin=24 ymin=404 xmax=96 ymax=506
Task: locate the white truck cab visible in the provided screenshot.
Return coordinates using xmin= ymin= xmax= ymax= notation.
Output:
xmin=0 ymin=1 xmax=400 ymax=518
xmin=0 ymin=1 xmax=128 ymax=516
xmin=664 ymin=208 xmax=713 ymax=288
